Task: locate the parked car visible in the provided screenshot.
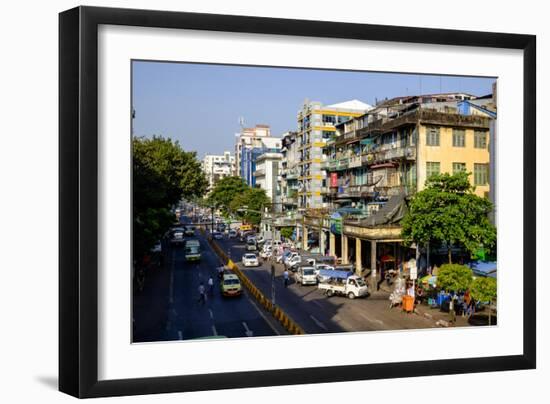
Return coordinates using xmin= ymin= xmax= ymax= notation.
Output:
xmin=277 ymin=250 xmax=292 ymax=264
xmin=212 ymin=231 xmax=223 ymax=240
xmin=228 ymin=230 xmax=237 ymax=239
xmin=314 ymin=263 xmax=334 ymax=277
xmin=242 ymin=253 xmax=260 ymax=267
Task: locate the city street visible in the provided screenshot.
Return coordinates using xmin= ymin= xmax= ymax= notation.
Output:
xmin=218 ymin=237 xmax=438 ymax=334
xmin=132 ymin=218 xmax=280 ymax=342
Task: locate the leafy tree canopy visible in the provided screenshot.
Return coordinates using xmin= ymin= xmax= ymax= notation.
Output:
xmin=229 ymin=187 xmax=270 ymax=225
xmin=207 ymin=176 xmax=248 ymax=213
xmin=436 ymin=264 xmax=473 ymax=292
xmin=280 ymin=227 xmax=294 ymax=240
xmin=471 ymin=277 xmax=497 ymax=303
xmin=133 ymin=136 xmax=207 ymax=261
xmin=401 ymin=172 xmax=496 ymax=263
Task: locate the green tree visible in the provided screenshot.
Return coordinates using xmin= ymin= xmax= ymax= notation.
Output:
xmin=207 ymin=176 xmax=248 ymax=213
xmin=436 ymin=264 xmax=473 ymax=292
xmin=230 ymin=187 xmax=270 ymax=225
xmin=133 ymin=136 xmax=207 ymax=261
xmin=280 ymin=226 xmax=294 ymax=240
xmin=471 ymin=277 xmax=497 ymax=325
xmin=401 ymin=172 xmax=496 ymax=263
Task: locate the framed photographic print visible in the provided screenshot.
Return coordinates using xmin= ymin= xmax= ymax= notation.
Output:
xmin=59 ymin=5 xmax=536 ymax=398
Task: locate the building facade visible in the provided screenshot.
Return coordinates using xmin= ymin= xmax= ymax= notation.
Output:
xmin=234 ymin=124 xmax=282 ymax=186
xmin=296 ymin=99 xmax=371 ymax=210
xmin=279 ymin=131 xmax=299 ymax=211
xmin=202 ymin=151 xmax=236 ymax=192
xmin=322 ymin=94 xmax=495 ymax=212
xmin=254 ymin=151 xmax=283 ymax=209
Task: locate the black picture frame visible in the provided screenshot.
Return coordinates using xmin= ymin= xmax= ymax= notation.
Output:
xmin=59 ymin=5 xmax=536 ymax=398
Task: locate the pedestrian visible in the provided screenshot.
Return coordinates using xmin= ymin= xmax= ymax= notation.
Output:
xmin=468 ymin=297 xmax=476 ymax=316
xmin=197 ymin=282 xmax=206 ymax=305
xmin=463 ymin=289 xmax=471 ymax=317
xmin=283 ymin=269 xmax=289 ymax=288
xmin=217 ymin=265 xmax=224 ymax=280
xmin=449 ymin=292 xmax=456 ymax=324
xmin=208 ymin=276 xmax=214 ymax=296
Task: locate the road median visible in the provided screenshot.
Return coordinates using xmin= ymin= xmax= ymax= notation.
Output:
xmin=206 ymin=237 xmax=304 ymax=335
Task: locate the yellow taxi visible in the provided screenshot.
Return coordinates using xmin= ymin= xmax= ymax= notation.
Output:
xmin=220 ymin=273 xmax=242 ymax=297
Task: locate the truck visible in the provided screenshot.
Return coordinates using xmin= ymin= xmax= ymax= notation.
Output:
xmin=317 ymin=269 xmax=369 ymax=299
xmin=184 ymin=239 xmax=201 ymax=261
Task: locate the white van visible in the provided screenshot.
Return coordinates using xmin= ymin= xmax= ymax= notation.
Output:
xmin=294 ymin=264 xmax=318 ymax=286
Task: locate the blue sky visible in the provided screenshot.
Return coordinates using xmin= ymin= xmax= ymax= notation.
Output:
xmin=132 ymin=61 xmax=496 ymax=157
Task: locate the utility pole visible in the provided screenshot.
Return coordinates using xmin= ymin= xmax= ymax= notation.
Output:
xmin=211 ymin=205 xmax=215 ymax=234
xmin=271 ymin=264 xmax=276 ymax=306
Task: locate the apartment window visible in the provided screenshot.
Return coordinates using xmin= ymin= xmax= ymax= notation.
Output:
xmin=474 ymin=163 xmax=489 ymax=186
xmin=322 ymin=115 xmax=336 ymax=124
xmin=426 ymin=126 xmax=440 ymax=146
xmin=337 ymin=115 xmax=349 ymax=124
xmin=474 ymin=130 xmax=488 ymax=149
xmin=452 ymin=162 xmax=466 ymax=174
xmin=452 ymin=129 xmax=466 ymax=147
xmin=426 ymin=162 xmax=440 ymax=179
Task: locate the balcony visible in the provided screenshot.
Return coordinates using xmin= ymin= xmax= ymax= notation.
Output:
xmin=336 ymin=157 xmax=349 ymax=171
xmin=374 ymin=146 xmax=416 ymax=162
xmin=348 ymin=155 xmax=362 ymax=168
xmin=343 ymin=131 xmax=356 ymax=140
xmin=254 ymin=168 xmax=266 ymax=177
xmin=359 ymin=146 xmax=416 ymax=166
xmin=282 ymin=196 xmax=298 ymax=205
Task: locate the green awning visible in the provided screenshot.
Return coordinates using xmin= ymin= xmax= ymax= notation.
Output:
xmin=360 ymin=138 xmax=374 ymax=145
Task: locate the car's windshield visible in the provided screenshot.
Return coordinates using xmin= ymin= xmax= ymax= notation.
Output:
xmin=224 ymin=279 xmax=240 ymax=285
xmin=354 ymin=278 xmax=366 ymax=286
xmin=245 ymin=254 xmax=256 ymax=259
xmin=303 ymin=269 xmax=315 ymax=275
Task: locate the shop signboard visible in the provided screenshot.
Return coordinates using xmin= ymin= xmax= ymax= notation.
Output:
xmin=330 ymin=212 xmax=342 ymax=235
xmin=330 ymin=172 xmax=338 ymax=187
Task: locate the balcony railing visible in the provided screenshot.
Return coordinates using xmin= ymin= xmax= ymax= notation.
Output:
xmin=254 ymin=168 xmax=266 ymax=177
xmin=349 ymin=155 xmax=362 ymax=168
xmin=374 ymin=146 xmax=416 ymax=162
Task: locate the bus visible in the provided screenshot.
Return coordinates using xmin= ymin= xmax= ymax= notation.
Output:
xmin=184 ymin=239 xmax=201 ymax=261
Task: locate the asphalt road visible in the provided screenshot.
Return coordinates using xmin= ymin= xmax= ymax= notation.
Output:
xmin=132 ymin=217 xmax=279 ymax=342
xmin=218 ymin=237 xmax=438 ymax=334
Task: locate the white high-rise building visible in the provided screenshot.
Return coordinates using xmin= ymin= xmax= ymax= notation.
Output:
xmin=254 ymin=151 xmax=283 ymax=209
xmin=202 ymin=151 xmax=235 ymax=191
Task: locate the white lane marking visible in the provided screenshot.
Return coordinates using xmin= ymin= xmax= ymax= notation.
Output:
xmin=245 ymin=293 xmax=281 ymax=335
xmin=169 ymin=249 xmax=176 ymax=304
xmin=312 ymin=300 xmax=324 ymax=309
xmin=208 ymin=309 xmax=214 ymax=319
xmin=359 ymin=312 xmax=384 ymax=326
xmin=242 ymin=322 xmax=254 ymax=337
xmin=309 ymin=315 xmax=328 ymax=331
xmin=178 ymin=330 xmax=183 ymax=340
xmin=211 ymin=325 xmax=218 ymax=336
